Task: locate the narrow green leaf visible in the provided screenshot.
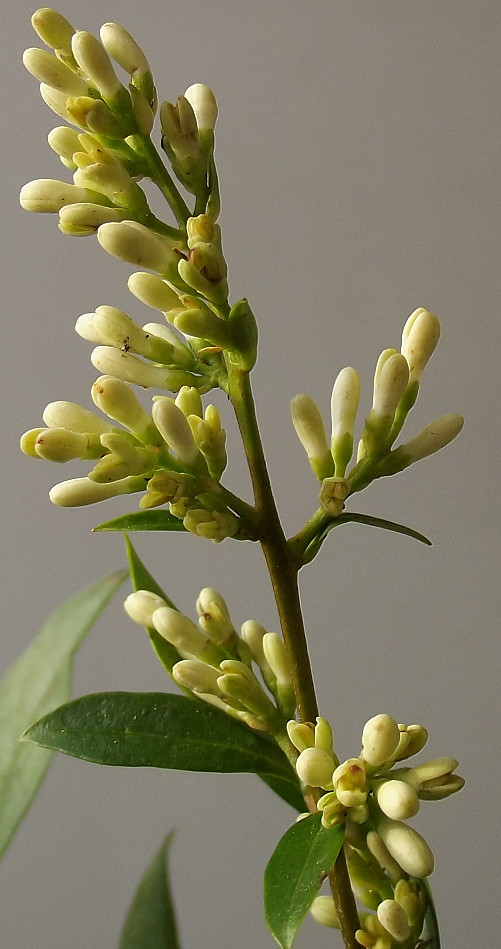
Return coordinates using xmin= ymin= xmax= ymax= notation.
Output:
xmin=264 ymin=813 xmax=345 ymax=948
xmin=304 ymin=511 xmax=432 ymax=563
xmin=23 ymin=692 xmax=295 ymax=781
xmin=93 ymin=511 xmax=187 ymax=533
xmin=419 ymin=880 xmax=441 ymax=948
xmin=258 ymin=773 xmax=305 ymax=812
xmin=0 ymin=570 xmax=127 ymax=860
xmin=119 ymin=832 xmax=180 ymax=949
xmin=125 ymin=536 xmax=182 ymax=676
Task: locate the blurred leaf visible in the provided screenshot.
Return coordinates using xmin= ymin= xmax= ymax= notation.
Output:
xmin=303 ymin=511 xmax=432 ymax=563
xmin=0 ymin=570 xmax=127 ymax=859
xmin=93 ymin=510 xmax=188 ymax=533
xmin=119 ymin=832 xmax=180 ymax=949
xmin=264 ymin=813 xmax=345 ymax=948
xmin=419 ymin=880 xmax=441 ymax=948
xmin=24 ymin=692 xmax=296 ymax=781
xmin=258 ymin=772 xmax=305 ymax=812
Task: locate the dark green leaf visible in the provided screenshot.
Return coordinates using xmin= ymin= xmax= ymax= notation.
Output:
xmin=93 ymin=510 xmax=187 ymax=533
xmin=419 ymin=880 xmax=441 ymax=949
xmin=0 ymin=571 xmax=127 ymax=860
xmin=119 ymin=832 xmax=180 ymax=949
xmin=23 ymin=692 xmax=295 ymax=781
xmin=125 ymin=536 xmax=183 ymax=676
xmin=258 ymin=773 xmax=305 ymax=812
xmin=264 ymin=813 xmax=345 ymax=948
xmin=303 ymin=511 xmax=432 ymax=563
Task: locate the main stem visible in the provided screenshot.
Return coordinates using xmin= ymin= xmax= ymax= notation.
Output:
xmin=227 ymin=364 xmax=360 ymax=947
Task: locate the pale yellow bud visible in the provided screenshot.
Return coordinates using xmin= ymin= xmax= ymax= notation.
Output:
xmin=127 ymin=272 xmax=182 ymax=311
xmin=152 ymin=606 xmax=218 ymax=661
xmin=172 ymin=659 xmax=221 ymax=695
xmin=32 ymin=428 xmax=99 ymax=463
xmin=374 ymin=780 xmax=420 ymax=820
xmin=90 ymin=432 xmax=155 ymax=482
xmin=184 ymin=83 xmax=218 ymax=130
xmin=47 ymin=126 xmax=81 ymax=166
xmin=196 ymin=588 xmax=234 ymax=642
xmin=152 ymin=397 xmax=201 ymax=466
xmin=71 ymin=31 xmax=121 ymax=99
xmin=366 ymin=830 xmax=404 ymax=884
xmin=39 ymin=83 xmax=73 ymax=122
xmin=384 ymin=415 xmax=464 ymax=472
xmin=314 ymin=717 xmax=334 ymax=756
xmin=20 ymin=429 xmax=45 ymax=458
xmin=49 ymin=474 xmax=144 ymax=506
xmin=377 ymin=900 xmax=410 ymax=943
xmin=392 ymin=723 xmax=429 ymax=761
xmin=401 ymin=308 xmax=440 ymax=383
xmin=332 ymin=758 xmax=367 ymax=807
xmin=330 ymin=366 xmax=361 ymax=475
xmin=124 ymin=590 xmax=168 ymax=627
xmin=100 ymin=23 xmax=150 ymax=74
xmin=98 ymin=221 xmax=179 ymax=277
xmin=372 ymin=352 xmax=409 ymax=418
xmin=291 ymin=394 xmax=333 ymax=480
xmin=296 ymin=747 xmax=335 ymax=789
xmin=90 ymin=347 xmax=190 ymax=390
xmin=262 ymin=633 xmax=290 ymax=685
xmin=175 ymin=386 xmax=203 ymax=419
xmin=183 ymin=508 xmax=239 ymax=542
xmin=286 ymin=720 xmax=315 ymax=753
xmin=20 ymin=179 xmax=88 ymax=213
xmin=376 ymin=817 xmax=434 ymax=877
xmin=91 ymin=376 xmax=156 ymax=441
xmin=23 ymin=48 xmax=88 ymax=96
xmin=319 ymin=476 xmax=351 ymax=516
xmin=31 ymin=8 xmax=75 ymax=51
xmin=42 ymin=400 xmax=110 ymax=435
xmin=309 ymin=895 xmax=340 ymax=929
xmin=60 ymin=203 xmax=128 ymax=236
xmin=361 ymin=714 xmax=400 ymax=767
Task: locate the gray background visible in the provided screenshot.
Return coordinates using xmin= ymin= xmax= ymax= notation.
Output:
xmin=1 ymin=1 xmax=499 ymax=946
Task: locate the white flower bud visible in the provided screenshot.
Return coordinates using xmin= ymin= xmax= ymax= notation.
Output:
xmin=366 ymin=830 xmax=404 ymax=883
xmin=172 ymin=659 xmax=221 ymax=695
xmin=319 ymin=476 xmax=350 ymax=517
xmin=90 ymin=432 xmax=155 ymax=481
xmin=361 ymin=714 xmax=400 ymax=767
xmin=20 ymin=179 xmax=88 ymax=213
xmin=286 ymin=720 xmax=315 ymax=753
xmin=196 ymin=588 xmax=234 ymax=641
xmin=39 ymin=83 xmax=73 ymax=122
xmin=310 ymin=895 xmax=340 ymax=929
xmin=401 ymin=308 xmax=440 ymax=383
xmin=49 ymin=474 xmax=144 ymax=506
xmin=42 ymin=400 xmax=111 ymax=435
xmin=372 ymin=351 xmax=409 ymax=418
xmin=100 ymin=23 xmax=150 ymax=74
xmin=389 ymin=415 xmax=464 ymax=469
xmin=60 ymin=203 xmax=128 ymax=236
xmin=152 ymin=397 xmax=200 ymax=465
xmin=332 ymin=758 xmax=367 ymax=807
xmin=291 ymin=394 xmax=333 ymax=480
xmin=377 ymin=899 xmax=410 ymax=942
xmin=330 ymin=366 xmax=361 ymax=474
xmin=20 ymin=429 xmax=45 ymax=458
xmin=175 ymin=386 xmax=203 ymax=419
xmin=127 ymin=272 xmax=182 ymax=311
xmin=217 ymin=659 xmax=277 ymax=721
xmin=98 ymin=221 xmax=179 ymax=277
xmin=48 ymin=126 xmax=81 ymax=167
xmin=91 ymin=376 xmax=156 ymax=441
xmin=376 ymin=818 xmax=434 ymax=878
xmin=124 ymin=590 xmax=168 ymax=626
xmin=392 ymin=723 xmax=429 ymax=761
xmin=314 ymin=717 xmax=334 ymax=756
xmin=91 ymin=346 xmax=189 ymax=390
xmin=184 ymin=83 xmax=218 ymax=130
xmin=23 ymin=48 xmax=88 ymax=96
xmin=296 ymin=747 xmax=335 ymax=789
xmin=31 ymin=8 xmax=75 ymax=51
xmin=262 ymin=633 xmax=290 ymax=685
xmin=152 ymin=606 xmax=219 ymax=661
xmin=183 ymin=508 xmax=239 ymax=542
xmin=71 ymin=31 xmax=121 ymax=99
xmin=32 ymin=428 xmax=98 ymax=463
xmin=375 ymin=780 xmax=420 ymax=820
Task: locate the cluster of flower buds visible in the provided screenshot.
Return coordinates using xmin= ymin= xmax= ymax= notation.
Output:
xmin=124 ymin=587 xmax=296 ymax=729
xmin=290 ymin=309 xmax=463 ymax=515
xmin=298 ymin=712 xmax=464 ymax=944
xmin=20 ymin=378 xmax=242 ymax=540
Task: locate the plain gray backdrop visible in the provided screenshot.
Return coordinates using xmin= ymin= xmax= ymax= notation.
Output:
xmin=1 ymin=1 xmax=499 ymax=947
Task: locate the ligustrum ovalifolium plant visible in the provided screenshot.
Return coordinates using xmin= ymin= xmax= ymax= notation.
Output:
xmin=4 ymin=8 xmax=466 ymax=948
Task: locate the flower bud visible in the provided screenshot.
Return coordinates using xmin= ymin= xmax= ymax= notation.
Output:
xmin=366 ymin=830 xmax=403 ymax=884
xmin=98 ymin=221 xmax=180 ymax=278
xmin=47 ymin=126 xmax=81 ymax=168
xmin=286 ymin=720 xmax=315 ymax=753
xmin=183 ymin=508 xmax=239 ymax=542
xmin=314 ymin=717 xmax=335 ymax=756
xmin=379 ymin=415 xmax=464 ymax=475
xmin=310 ymin=895 xmax=340 ymax=929
xmin=401 ymin=308 xmax=440 ymax=383
xmin=91 ymin=306 xmax=178 ymax=364
xmin=332 ymin=758 xmax=367 ymax=807
xmin=376 ymin=817 xmax=434 ymax=878
xmin=124 ymin=590 xmax=168 ymax=627
xmin=262 ymin=632 xmax=295 ymax=716
xmin=372 ymin=351 xmax=409 ymax=419
xmin=127 ymin=272 xmax=181 ymax=311
xmin=241 ymin=620 xmax=277 ymax=692
xmin=188 ymin=407 xmax=227 ymax=479
xmin=60 ymin=203 xmax=128 ymax=236
xmin=217 ymin=659 xmax=279 ymax=723
xmin=91 ymin=376 xmax=157 ymax=442
xmin=377 ymin=900 xmax=410 ymax=943
xmin=42 ymin=400 xmax=110 ymax=435
xmin=196 ymin=588 xmax=235 ymax=643
xmin=49 ymin=474 xmax=146 ymax=506
xmin=394 ymin=879 xmax=426 ymax=927
xmin=392 ymin=723 xmax=429 ymax=761
xmin=152 ymin=397 xmax=201 ymax=466
xmin=330 ymin=366 xmax=361 ymax=476
xmin=99 ymin=23 xmax=150 ymax=75
xmin=32 ymin=427 xmax=101 ymax=462
xmin=39 ymin=83 xmax=73 ymax=122
xmin=361 ymin=714 xmax=400 ymax=767
xmin=140 ymin=470 xmax=196 ymax=510
xmin=90 ymin=432 xmax=156 ymax=482
xmin=178 ymin=250 xmax=228 ymax=305
xmin=172 ymin=659 xmax=221 ymax=695
xmin=152 ymin=606 xmax=223 ymax=664
xmin=160 ymin=97 xmax=199 ymax=161
xmin=296 ymin=747 xmax=335 ymax=789
xmin=20 ymin=429 xmax=45 ymax=458
xmin=71 ymin=31 xmax=122 ymax=100
xmin=173 ymin=307 xmax=231 ymax=348
xmin=91 ymin=346 xmax=194 ymax=391
xmin=175 ymin=386 xmax=203 ymax=419
xmin=31 ymin=8 xmax=75 ymax=52
xmin=319 ymin=476 xmax=350 ymax=517
xmin=184 ymin=83 xmax=218 ymax=130
xmin=23 ymin=48 xmax=88 ymax=96
xmin=290 ymin=394 xmax=334 ymax=480
xmin=317 ymin=790 xmax=346 ymax=828
xmin=374 ymin=780 xmax=420 ymax=820
xmin=20 ymin=179 xmax=89 ymax=213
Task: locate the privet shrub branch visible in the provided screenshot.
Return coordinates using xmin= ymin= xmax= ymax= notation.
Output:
xmin=6 ymin=8 xmax=465 ymax=948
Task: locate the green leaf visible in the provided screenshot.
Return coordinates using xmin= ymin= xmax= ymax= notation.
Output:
xmin=264 ymin=813 xmax=345 ymax=948
xmin=23 ymin=692 xmax=296 ymax=781
xmin=93 ymin=510 xmax=187 ymax=533
xmin=303 ymin=511 xmax=432 ymax=564
xmin=0 ymin=570 xmax=127 ymax=860
xmin=258 ymin=773 xmax=305 ymax=812
xmin=419 ymin=880 xmax=441 ymax=948
xmin=125 ymin=536 xmax=183 ymax=677
xmin=119 ymin=832 xmax=180 ymax=949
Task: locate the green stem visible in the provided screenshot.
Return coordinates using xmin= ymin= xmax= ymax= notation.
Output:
xmin=226 ymin=362 xmax=360 ymax=949
xmin=129 ymin=134 xmax=192 ymax=228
